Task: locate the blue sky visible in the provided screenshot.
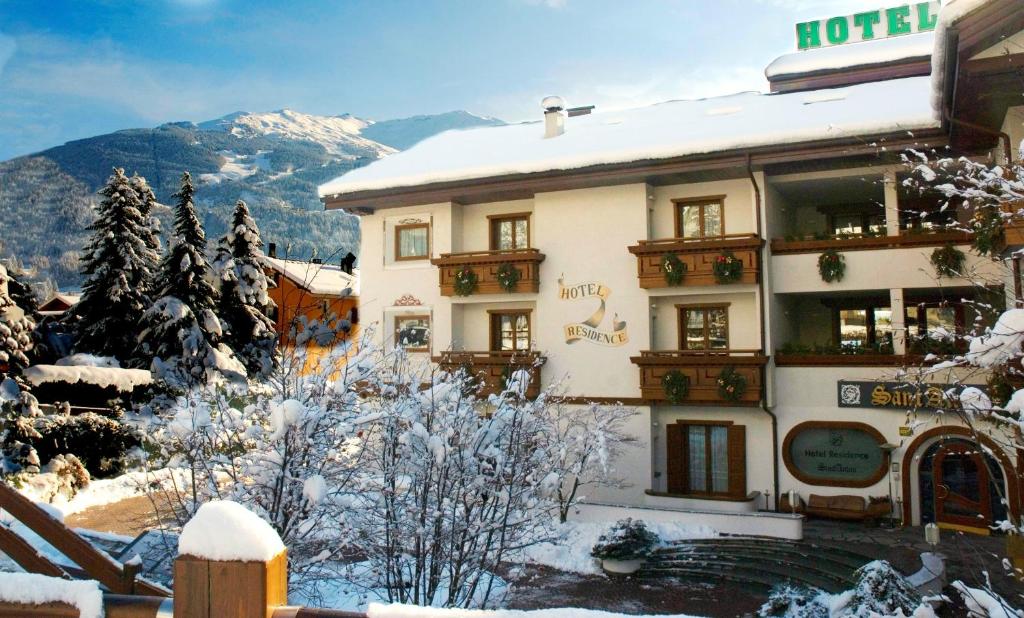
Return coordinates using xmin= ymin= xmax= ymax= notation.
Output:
xmin=0 ymin=0 xmax=884 ymax=160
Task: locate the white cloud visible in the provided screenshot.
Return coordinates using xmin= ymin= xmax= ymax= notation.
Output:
xmin=0 ymin=33 xmax=16 ymax=77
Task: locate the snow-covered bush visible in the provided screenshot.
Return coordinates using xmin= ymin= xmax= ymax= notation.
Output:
xmin=758 ymin=585 xmax=829 ymax=618
xmin=39 ymin=454 xmax=90 ymax=499
xmin=7 ymin=410 xmax=141 ymax=477
xmin=0 ymin=263 xmax=35 ymax=384
xmin=590 ymin=519 xmax=659 ymax=561
xmin=839 ymin=560 xmax=920 ymax=618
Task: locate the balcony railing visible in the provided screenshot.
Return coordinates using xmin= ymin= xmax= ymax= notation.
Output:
xmin=629 ymin=349 xmax=767 ymax=405
xmin=1003 ymin=200 xmax=1024 ymax=247
xmin=770 ymin=229 xmax=973 ymax=255
xmin=627 ymin=234 xmax=763 ymax=289
xmin=431 ymin=248 xmax=545 ymax=296
xmin=433 ymin=350 xmax=545 ymax=399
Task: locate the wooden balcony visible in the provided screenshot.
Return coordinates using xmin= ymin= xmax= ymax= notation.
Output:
xmin=431 ymin=249 xmax=545 ymax=296
xmin=630 ymin=350 xmax=767 ymax=405
xmin=1003 ymin=200 xmax=1024 ymax=247
xmin=627 ymin=234 xmax=762 ymax=289
xmin=770 ymin=229 xmax=973 ymax=255
xmin=433 ymin=350 xmax=545 ymax=398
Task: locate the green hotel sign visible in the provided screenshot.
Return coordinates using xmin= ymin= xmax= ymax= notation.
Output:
xmin=796 ymin=2 xmax=939 ymax=50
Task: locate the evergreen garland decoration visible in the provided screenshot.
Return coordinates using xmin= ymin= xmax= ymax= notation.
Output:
xmin=817 ymin=249 xmax=846 ymax=283
xmin=986 ymin=371 xmax=1014 ymax=407
xmin=453 ymin=266 xmax=478 ymax=296
xmin=661 ymin=254 xmax=686 ymax=286
xmin=661 ymin=370 xmax=690 ymax=404
xmin=930 ymin=243 xmax=966 ymax=278
xmin=970 ymin=204 xmax=1005 ymax=256
xmin=496 ymin=262 xmax=521 ymax=292
xmin=716 ymin=366 xmax=747 ymax=402
xmin=712 ymin=252 xmax=743 ymax=284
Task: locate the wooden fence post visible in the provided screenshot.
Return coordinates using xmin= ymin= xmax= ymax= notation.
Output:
xmin=173 ymin=549 xmax=288 ymax=618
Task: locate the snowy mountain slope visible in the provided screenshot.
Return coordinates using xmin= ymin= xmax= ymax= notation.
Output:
xmin=0 ymin=109 xmax=503 ymax=290
xmin=199 ymin=109 xmax=395 ymax=158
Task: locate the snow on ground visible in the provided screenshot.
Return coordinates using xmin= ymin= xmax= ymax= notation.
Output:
xmin=179 ymin=500 xmax=285 ymax=562
xmin=54 ymin=354 xmax=121 ymax=368
xmin=18 ymin=468 xmax=189 ymax=518
xmin=0 ymin=573 xmax=103 ymax=618
xmin=199 ymin=150 xmax=272 ymax=184
xmin=23 ymin=364 xmax=152 ymax=391
xmin=522 ymin=520 xmax=717 ymax=576
xmin=366 ymin=604 xmax=702 ymax=618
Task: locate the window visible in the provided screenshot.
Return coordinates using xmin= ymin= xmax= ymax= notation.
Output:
xmin=489 ymin=214 xmax=530 ymax=251
xmin=827 ymin=208 xmax=885 ymax=236
xmin=833 ymin=305 xmax=893 ymax=353
xmin=395 ymin=223 xmax=430 ymax=261
xmin=395 ymin=314 xmax=431 ymax=352
xmin=489 ymin=311 xmax=531 ymax=351
xmin=907 ymin=302 xmax=964 ymax=352
xmin=675 ymin=198 xmax=724 ymax=239
xmin=678 ymin=305 xmax=728 ymax=350
xmin=666 ymin=422 xmax=745 ymax=497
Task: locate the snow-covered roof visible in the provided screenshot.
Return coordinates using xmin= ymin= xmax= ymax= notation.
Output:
xmin=765 ymin=32 xmax=934 ymax=79
xmin=319 ymin=76 xmax=939 ymax=198
xmin=262 ymin=256 xmax=358 ymax=297
xmin=24 ymin=365 xmax=153 ymax=392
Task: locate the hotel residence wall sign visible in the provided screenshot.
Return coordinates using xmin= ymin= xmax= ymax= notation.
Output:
xmin=783 ymin=421 xmax=888 ymax=488
xmin=795 ymin=2 xmax=938 ymax=50
xmin=837 ymin=380 xmax=963 ymax=411
xmin=558 ymin=276 xmax=628 ymax=347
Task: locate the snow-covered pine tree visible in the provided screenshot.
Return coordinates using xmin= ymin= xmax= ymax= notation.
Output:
xmin=130 ymin=173 xmax=163 ymax=296
xmin=3 ymin=263 xmax=39 ymax=320
xmin=214 ymin=200 xmax=277 ymax=378
xmin=70 ymin=168 xmax=161 ymax=361
xmin=138 ymin=172 xmax=241 ymax=388
xmin=0 ymin=264 xmax=35 ymax=384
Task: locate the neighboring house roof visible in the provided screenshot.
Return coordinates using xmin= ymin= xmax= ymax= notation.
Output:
xmin=318 ymin=75 xmax=939 ymax=200
xmin=38 ymin=293 xmax=82 ymax=315
xmin=765 ymin=32 xmax=934 ymax=79
xmin=262 ymin=256 xmax=358 ymax=297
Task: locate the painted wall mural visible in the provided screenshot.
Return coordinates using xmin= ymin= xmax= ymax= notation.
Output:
xmin=557 ymin=276 xmax=628 ymax=347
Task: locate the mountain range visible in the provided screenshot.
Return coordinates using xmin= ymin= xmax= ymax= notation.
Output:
xmin=0 ymin=109 xmax=504 ymax=291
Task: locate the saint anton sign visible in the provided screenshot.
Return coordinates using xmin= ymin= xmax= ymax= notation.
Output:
xmin=796 ymin=2 xmax=939 ymax=50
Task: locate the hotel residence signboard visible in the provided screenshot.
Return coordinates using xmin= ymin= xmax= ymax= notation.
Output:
xmin=783 ymin=422 xmax=888 ymax=487
xmin=558 ymin=277 xmax=628 ymax=347
xmin=796 ymin=2 xmax=938 ymax=50
xmin=837 ymin=380 xmax=959 ymax=411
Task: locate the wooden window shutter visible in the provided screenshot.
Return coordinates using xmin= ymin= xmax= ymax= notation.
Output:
xmin=666 ymin=424 xmax=685 ymax=494
xmin=727 ymin=425 xmax=746 ymax=498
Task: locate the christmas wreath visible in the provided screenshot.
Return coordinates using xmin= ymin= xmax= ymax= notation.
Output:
xmin=817 ymin=249 xmax=846 ymax=283
xmin=662 ymin=370 xmax=690 ymax=404
xmin=453 ymin=266 xmax=478 ymax=296
xmin=716 ymin=366 xmax=747 ymax=402
xmin=661 ymin=254 xmax=686 ymax=286
xmin=930 ymin=244 xmax=965 ymax=278
xmin=712 ymin=251 xmax=743 ymax=284
xmin=496 ymin=262 xmax=522 ymax=292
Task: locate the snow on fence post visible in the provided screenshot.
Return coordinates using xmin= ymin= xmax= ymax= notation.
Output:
xmin=174 ymin=501 xmax=288 ymax=618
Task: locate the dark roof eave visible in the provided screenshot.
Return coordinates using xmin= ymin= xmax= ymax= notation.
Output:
xmin=321 ymin=127 xmax=948 ymax=213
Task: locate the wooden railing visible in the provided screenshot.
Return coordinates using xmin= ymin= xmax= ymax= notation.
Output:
xmin=431 ymin=248 xmax=545 ymax=296
xmin=626 ymin=234 xmax=762 ymax=289
xmin=0 ymin=482 xmax=168 ymax=597
xmin=629 ymin=350 xmax=767 ymax=405
xmin=434 ymin=350 xmax=545 ymax=399
xmin=1004 ymin=200 xmax=1024 ymax=246
xmin=770 ymin=229 xmax=973 ymax=254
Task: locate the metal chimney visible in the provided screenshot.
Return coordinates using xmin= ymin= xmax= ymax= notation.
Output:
xmin=542 ymin=95 xmax=566 ymax=138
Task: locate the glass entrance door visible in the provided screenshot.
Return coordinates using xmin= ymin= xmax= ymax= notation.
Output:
xmin=932 ymin=442 xmax=992 ymax=531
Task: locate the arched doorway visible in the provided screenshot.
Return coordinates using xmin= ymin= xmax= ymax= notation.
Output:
xmin=917 ymin=438 xmax=1007 ymax=532
xmin=901 ymin=426 xmax=1020 ymax=529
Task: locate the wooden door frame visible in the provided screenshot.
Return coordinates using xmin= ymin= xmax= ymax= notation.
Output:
xmin=932 ymin=442 xmax=993 ymax=532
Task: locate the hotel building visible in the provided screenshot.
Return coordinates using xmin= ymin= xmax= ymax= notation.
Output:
xmin=320 ymin=0 xmax=1024 ymax=533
